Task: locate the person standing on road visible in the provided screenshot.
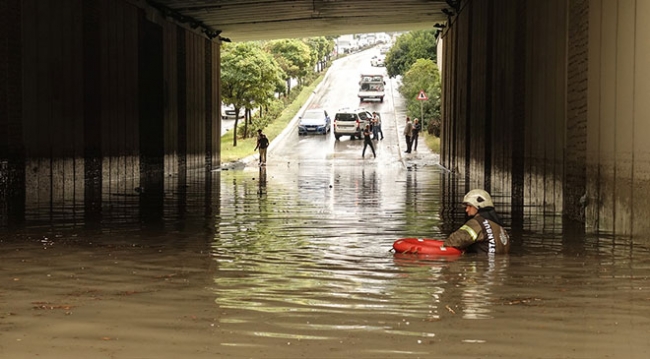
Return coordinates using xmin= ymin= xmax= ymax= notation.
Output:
xmin=443 ymin=189 xmax=511 ymax=254
xmin=362 ymin=124 xmax=376 ymax=158
xmin=412 ymin=118 xmax=422 ymax=151
xmin=254 ymin=130 xmax=270 ymax=166
xmin=404 ymin=117 xmax=413 ymax=153
xmin=255 ymin=129 xmax=263 ymax=144
xmin=373 ymin=112 xmax=384 ymax=140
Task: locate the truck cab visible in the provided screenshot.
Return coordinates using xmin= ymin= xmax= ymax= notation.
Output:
xmin=358 ymin=74 xmax=385 ymax=103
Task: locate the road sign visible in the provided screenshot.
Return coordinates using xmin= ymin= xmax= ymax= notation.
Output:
xmin=417 ymin=90 xmax=428 ymax=101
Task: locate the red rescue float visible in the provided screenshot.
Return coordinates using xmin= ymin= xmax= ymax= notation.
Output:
xmin=393 ymin=238 xmax=463 ymax=256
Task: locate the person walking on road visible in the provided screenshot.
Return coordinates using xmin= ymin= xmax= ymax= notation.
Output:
xmin=254 ymin=130 xmax=270 ymax=166
xmin=255 ymin=129 xmax=263 ymax=144
xmin=362 ymin=124 xmax=376 ymax=158
xmin=404 ymin=117 xmax=413 ymax=153
xmin=412 ymin=118 xmax=422 ymax=151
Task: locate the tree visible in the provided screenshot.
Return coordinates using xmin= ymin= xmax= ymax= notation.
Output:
xmin=306 ymin=37 xmax=334 ymax=72
xmin=221 ymin=42 xmax=285 ymax=146
xmin=399 ymin=59 xmax=442 ymax=135
xmin=265 ymin=39 xmax=312 ymax=94
xmin=385 ymin=30 xmax=438 ymax=78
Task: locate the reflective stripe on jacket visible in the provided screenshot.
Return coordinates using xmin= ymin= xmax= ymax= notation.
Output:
xmin=443 ymin=214 xmax=510 ymax=254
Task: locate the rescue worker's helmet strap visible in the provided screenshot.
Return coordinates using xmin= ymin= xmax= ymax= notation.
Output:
xmin=462 ymin=189 xmax=494 ymax=209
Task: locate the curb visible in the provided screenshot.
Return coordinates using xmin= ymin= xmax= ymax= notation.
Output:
xmin=268 ymin=65 xmax=335 ymax=155
xmin=234 ymin=60 xmax=338 ymax=168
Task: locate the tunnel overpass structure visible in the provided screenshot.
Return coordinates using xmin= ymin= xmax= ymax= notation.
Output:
xmin=1 ymin=0 xmax=649 ymax=239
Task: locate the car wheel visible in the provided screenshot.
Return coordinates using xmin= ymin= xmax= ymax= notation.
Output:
xmin=335 ymin=134 xmax=341 ymax=140
xmin=380 ymin=97 xmax=384 ymax=103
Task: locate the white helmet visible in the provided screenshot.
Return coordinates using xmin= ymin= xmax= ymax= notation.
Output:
xmin=462 ymin=189 xmax=494 ymax=209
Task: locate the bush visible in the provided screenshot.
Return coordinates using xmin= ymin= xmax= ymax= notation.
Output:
xmin=238 ymin=99 xmax=285 ymax=139
xmin=428 ymin=118 xmax=441 ymax=137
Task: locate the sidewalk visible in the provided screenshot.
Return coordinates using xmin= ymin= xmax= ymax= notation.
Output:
xmin=388 ymin=77 xmax=441 ymax=170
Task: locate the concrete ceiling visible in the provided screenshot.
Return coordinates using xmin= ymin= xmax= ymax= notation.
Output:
xmin=145 ymin=0 xmax=453 ymax=42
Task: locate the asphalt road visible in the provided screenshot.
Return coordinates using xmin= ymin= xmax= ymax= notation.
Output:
xmin=260 ymin=47 xmax=440 ymax=170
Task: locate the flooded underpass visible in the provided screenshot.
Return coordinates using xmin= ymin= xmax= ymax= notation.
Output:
xmin=2 ymin=161 xmax=650 ymax=358
xmin=2 ymin=50 xmax=650 ymax=358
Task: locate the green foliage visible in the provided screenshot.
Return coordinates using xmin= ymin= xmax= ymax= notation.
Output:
xmin=221 ymin=42 xmax=285 ymax=110
xmin=305 ymin=36 xmax=334 ymax=71
xmin=238 ymin=100 xmax=285 ymax=139
xmin=428 ymin=118 xmax=441 ymax=137
xmin=219 ymin=37 xmax=334 ymax=147
xmin=424 ymin=132 xmax=440 ymax=153
xmin=399 ymin=58 xmax=441 ymax=136
xmin=305 ymin=37 xmax=324 ymax=66
xmin=385 ymin=45 xmax=409 ymax=79
xmin=221 ymin=42 xmax=286 ymax=145
xmin=265 ymin=39 xmax=313 ymax=84
xmin=385 ymin=30 xmax=438 ymax=78
xmin=220 ymin=71 xmax=327 ymax=164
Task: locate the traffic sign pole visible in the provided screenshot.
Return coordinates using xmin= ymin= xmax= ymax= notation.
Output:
xmin=420 ymin=101 xmax=424 ymax=126
xmin=416 ymin=90 xmax=428 ymax=128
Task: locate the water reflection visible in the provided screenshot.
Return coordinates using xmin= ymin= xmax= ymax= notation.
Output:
xmin=2 ymin=165 xmax=650 ymax=358
xmin=257 ymin=166 xmax=267 ymax=197
xmin=458 ymin=256 xmax=510 ymax=320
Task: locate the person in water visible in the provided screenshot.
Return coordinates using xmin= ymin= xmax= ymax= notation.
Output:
xmin=443 ymin=189 xmax=511 ymax=254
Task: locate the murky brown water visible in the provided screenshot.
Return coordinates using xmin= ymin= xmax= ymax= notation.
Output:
xmin=3 ymin=51 xmax=650 ymax=358
xmin=2 ymin=161 xmax=650 ymax=359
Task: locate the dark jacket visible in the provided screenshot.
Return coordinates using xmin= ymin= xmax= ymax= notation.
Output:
xmin=413 ymin=122 xmax=421 ymax=135
xmin=443 ymin=212 xmax=510 ymax=254
xmin=363 ymin=128 xmax=373 ymax=143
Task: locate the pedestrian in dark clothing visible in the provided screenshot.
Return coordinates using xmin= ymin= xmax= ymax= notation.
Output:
xmin=362 ymin=124 xmax=376 ymax=158
xmin=254 ymin=130 xmax=269 ymax=166
xmin=412 ymin=118 xmax=422 ymax=151
xmin=404 ymin=117 xmax=413 ymax=153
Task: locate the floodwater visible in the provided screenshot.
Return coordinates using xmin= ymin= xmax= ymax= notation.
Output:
xmin=2 ymin=162 xmax=650 ymax=359
xmin=3 ymin=49 xmax=650 ymax=358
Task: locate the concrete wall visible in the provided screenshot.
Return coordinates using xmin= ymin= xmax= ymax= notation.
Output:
xmin=0 ymin=0 xmax=221 ymax=225
xmin=440 ymin=0 xmax=650 ymax=238
xmin=586 ymin=0 xmax=650 ymax=237
xmin=440 ymin=0 xmax=536 ymax=222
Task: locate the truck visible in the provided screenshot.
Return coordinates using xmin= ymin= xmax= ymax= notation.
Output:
xmin=358 ymin=74 xmax=385 ymax=102
xmin=336 ymin=34 xmax=356 ymax=54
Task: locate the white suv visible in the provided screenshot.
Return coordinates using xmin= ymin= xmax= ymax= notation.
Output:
xmin=333 ymin=108 xmax=373 ymax=140
xmin=221 ymin=103 xmax=245 ymax=120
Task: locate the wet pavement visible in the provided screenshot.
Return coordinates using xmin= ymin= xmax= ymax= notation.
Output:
xmin=2 ymin=49 xmax=650 ymax=358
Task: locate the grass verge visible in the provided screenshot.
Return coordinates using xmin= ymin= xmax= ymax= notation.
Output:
xmin=424 ymin=132 xmax=440 ymax=153
xmin=220 ymin=74 xmax=327 ymax=164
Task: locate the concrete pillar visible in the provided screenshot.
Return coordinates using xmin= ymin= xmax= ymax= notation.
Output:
xmin=564 ymin=0 xmax=589 ymax=224
xmin=441 ymin=0 xmax=650 ymax=239
xmin=0 ymin=0 xmax=222 ymax=225
xmin=587 ymin=0 xmax=650 ymax=237
xmin=0 ymin=0 xmax=26 ymax=226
